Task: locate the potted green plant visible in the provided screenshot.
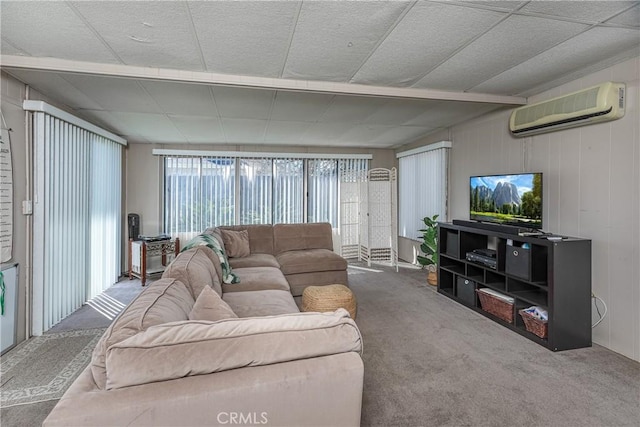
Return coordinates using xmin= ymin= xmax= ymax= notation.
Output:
xmin=417 ymin=214 xmax=439 ymax=286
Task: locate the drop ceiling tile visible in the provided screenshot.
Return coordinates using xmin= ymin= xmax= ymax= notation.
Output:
xmin=5 ymin=70 xmax=103 ymax=110
xmin=606 ymin=4 xmax=640 ymax=27
xmin=140 ymin=81 xmax=218 ymax=116
xmin=189 ymin=1 xmax=300 ymax=77
xmin=213 ymin=86 xmax=274 ymax=120
xmin=221 ymin=118 xmax=267 ymax=144
xmin=70 ymin=1 xmax=204 ymax=70
xmin=319 ymin=95 xmax=388 ymax=123
xmin=519 ymin=1 xmax=637 ymax=23
xmin=362 ymin=99 xmax=432 ymax=125
xmin=352 ymin=2 xmax=505 ymax=86
xmin=370 ymin=126 xmax=435 ymax=146
xmin=404 ymin=101 xmax=494 ymax=127
xmin=300 ymin=122 xmax=354 ymax=143
xmin=283 ymin=1 xmax=410 ymax=81
xmin=264 ymin=120 xmax=312 ymax=144
xmin=473 ymin=27 xmax=640 ymax=96
xmin=270 ymin=91 xmax=334 ymax=122
xmin=168 ymin=115 xmax=225 ymax=143
xmin=60 ymin=74 xmax=161 ymax=113
xmin=464 ymin=2 xmax=526 ymax=11
xmin=83 ymin=110 xmax=141 ymax=136
xmin=338 ymin=124 xmax=393 ymax=144
xmin=0 ymin=2 xmax=120 ymax=63
xmin=109 ymin=112 xmax=184 ymax=143
xmin=1 ymin=40 xmax=27 ymax=56
xmin=414 ymin=14 xmax=588 ymax=91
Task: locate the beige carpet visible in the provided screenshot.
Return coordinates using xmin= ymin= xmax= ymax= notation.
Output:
xmin=0 ymin=328 xmax=105 ymax=408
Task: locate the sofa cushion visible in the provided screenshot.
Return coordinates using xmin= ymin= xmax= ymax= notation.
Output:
xmin=220 ymin=229 xmax=250 ymax=258
xmin=223 ymin=289 xmax=299 ymax=317
xmin=273 ymin=223 xmax=333 ymax=254
xmin=179 ymin=234 xmax=239 ymax=285
xmin=228 ymin=253 xmax=280 ymax=269
xmin=104 ymin=309 xmax=362 ymax=390
xmin=277 ymin=248 xmax=348 ymax=275
xmin=91 ymin=278 xmax=193 ymax=389
xmin=214 ymin=225 xmax=275 ymax=255
xmin=189 ymin=286 xmax=238 ymax=321
xmin=222 ymin=267 xmax=290 ymax=294
xmin=287 ymin=270 xmax=350 ymax=297
xmin=162 ymin=246 xmax=223 ymax=297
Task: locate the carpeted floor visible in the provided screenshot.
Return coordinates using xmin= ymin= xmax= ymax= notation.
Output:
xmin=1 ymin=264 xmax=639 ymax=427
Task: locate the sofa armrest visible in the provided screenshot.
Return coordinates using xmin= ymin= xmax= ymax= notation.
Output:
xmin=105 ymin=309 xmax=362 ymax=390
xmin=44 ymin=353 xmax=363 ymax=427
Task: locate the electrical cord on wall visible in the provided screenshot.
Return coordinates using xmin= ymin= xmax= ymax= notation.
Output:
xmin=592 ymin=292 xmax=608 ymax=328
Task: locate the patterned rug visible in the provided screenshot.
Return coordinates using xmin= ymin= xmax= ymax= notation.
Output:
xmin=0 ymin=328 xmax=105 ymax=407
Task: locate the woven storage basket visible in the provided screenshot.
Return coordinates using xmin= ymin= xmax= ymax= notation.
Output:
xmin=519 ymin=309 xmax=548 ymax=338
xmin=476 ymin=289 xmax=514 ymax=323
xmin=302 ymin=284 xmax=357 ymax=319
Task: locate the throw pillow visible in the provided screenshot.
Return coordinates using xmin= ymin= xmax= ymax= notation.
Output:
xmin=189 ymin=286 xmax=238 ymax=321
xmin=221 ymin=229 xmax=250 ymax=258
xmin=181 ymin=234 xmax=240 ymax=284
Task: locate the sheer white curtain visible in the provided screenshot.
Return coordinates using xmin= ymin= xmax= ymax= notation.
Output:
xmin=398 ymin=142 xmax=450 ymax=240
xmin=29 ymin=103 xmax=125 ymax=334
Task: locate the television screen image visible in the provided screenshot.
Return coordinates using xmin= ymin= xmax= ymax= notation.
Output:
xmin=470 ymin=173 xmax=542 ymax=229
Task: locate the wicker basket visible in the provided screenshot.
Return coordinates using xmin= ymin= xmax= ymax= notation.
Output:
xmin=519 ymin=309 xmax=548 ymax=339
xmin=476 ymin=289 xmax=514 ymax=323
xmin=302 ymin=284 xmax=357 ymax=320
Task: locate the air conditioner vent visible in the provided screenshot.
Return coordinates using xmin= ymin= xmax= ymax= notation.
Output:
xmin=510 ymin=82 xmax=625 ymax=137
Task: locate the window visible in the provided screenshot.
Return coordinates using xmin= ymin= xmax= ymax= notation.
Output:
xmin=397 ymin=142 xmax=450 ymax=240
xmin=162 ymin=154 xmax=369 ymax=239
xmin=27 ymin=102 xmax=125 ymax=334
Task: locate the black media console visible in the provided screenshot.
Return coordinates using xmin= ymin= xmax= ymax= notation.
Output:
xmin=438 ymin=221 xmax=592 ymax=351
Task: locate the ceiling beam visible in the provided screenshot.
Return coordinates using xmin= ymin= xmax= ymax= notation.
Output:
xmin=1 ymin=55 xmax=527 ymax=105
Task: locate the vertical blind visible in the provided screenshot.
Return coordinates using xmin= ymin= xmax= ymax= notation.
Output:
xmin=398 ymin=144 xmax=450 ymax=240
xmin=30 ymin=107 xmax=124 ymax=334
xmin=163 ymin=156 xmax=369 ymax=236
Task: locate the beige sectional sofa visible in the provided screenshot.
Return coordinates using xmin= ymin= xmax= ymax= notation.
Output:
xmin=43 ymin=223 xmax=362 ymax=427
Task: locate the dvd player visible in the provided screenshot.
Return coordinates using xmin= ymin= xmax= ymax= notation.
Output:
xmin=466 ymin=251 xmax=497 ymax=269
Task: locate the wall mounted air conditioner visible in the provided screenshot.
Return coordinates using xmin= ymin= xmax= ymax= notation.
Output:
xmin=509 ymin=82 xmax=625 ymax=137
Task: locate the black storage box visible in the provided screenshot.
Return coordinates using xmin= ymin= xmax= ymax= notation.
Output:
xmin=506 ymin=245 xmax=531 ymax=280
xmin=456 ymin=277 xmax=476 ymax=305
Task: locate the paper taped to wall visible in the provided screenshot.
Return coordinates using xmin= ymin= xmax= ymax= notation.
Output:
xmin=0 ymin=125 xmax=13 ymax=263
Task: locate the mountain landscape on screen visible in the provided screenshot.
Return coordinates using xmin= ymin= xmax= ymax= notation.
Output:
xmin=470 ymin=173 xmax=542 ymax=228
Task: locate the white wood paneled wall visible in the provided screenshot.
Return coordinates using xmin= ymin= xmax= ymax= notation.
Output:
xmin=448 ymin=57 xmax=640 ymax=361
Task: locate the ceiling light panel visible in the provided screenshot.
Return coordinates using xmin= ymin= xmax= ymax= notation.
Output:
xmin=212 ymin=86 xmax=275 ymax=120
xmin=60 ymin=74 xmax=162 ymax=113
xmin=70 ymin=1 xmax=204 ymax=70
xmin=519 ymin=1 xmax=636 ymax=23
xmin=0 ymin=2 xmax=120 ymax=63
xmin=270 ymin=91 xmax=335 ymax=122
xmin=189 ymin=1 xmax=300 ymax=77
xmin=352 ymin=2 xmax=505 ymax=86
xmin=140 ymin=81 xmax=218 ymax=116
xmin=472 ymin=27 xmax=640 ymax=96
xmin=168 ymin=115 xmax=225 ymax=143
xmin=282 ymin=1 xmax=410 ymax=81
xmin=414 ymin=14 xmax=588 ymax=92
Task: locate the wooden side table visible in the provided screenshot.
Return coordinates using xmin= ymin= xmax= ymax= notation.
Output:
xmin=128 ymin=237 xmax=180 ymax=286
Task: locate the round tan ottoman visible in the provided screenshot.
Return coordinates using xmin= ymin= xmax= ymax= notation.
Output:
xmin=301 ymin=284 xmax=357 ymax=319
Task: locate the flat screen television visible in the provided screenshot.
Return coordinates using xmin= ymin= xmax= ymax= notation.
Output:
xmin=470 ymin=172 xmax=543 ymax=229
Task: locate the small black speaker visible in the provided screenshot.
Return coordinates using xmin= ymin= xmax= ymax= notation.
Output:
xmin=128 ymin=213 xmax=140 ymax=240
